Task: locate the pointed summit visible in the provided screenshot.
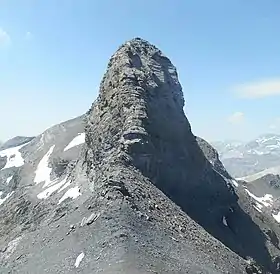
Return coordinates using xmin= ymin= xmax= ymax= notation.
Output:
xmin=84 ymin=38 xmax=278 ymax=273
xmin=86 ymin=37 xmax=235 ymax=212
xmin=98 ymin=37 xmax=184 ymax=109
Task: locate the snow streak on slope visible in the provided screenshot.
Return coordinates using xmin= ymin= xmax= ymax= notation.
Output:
xmin=222 ymin=216 xmax=228 ymax=227
xmin=34 ymin=145 xmax=55 ymax=187
xmin=74 ymin=252 xmax=85 ymax=268
xmin=254 ymin=203 xmax=263 ymax=213
xmin=58 ymin=186 xmax=81 ymax=204
xmin=64 ymin=133 xmax=85 ymax=151
xmin=37 ymin=177 xmax=69 ymax=200
xmin=245 ymin=189 xmax=273 ymax=207
xmin=1 ymin=236 xmax=22 ymax=261
xmin=6 ymin=176 xmax=13 ymax=184
xmin=0 ymin=143 xmax=29 ymax=170
xmin=0 ymin=191 xmax=14 ymax=206
xmin=231 ymin=179 xmax=239 ymax=187
xmin=58 ymin=180 xmax=71 ymax=193
xmin=273 ymin=212 xmax=280 ymax=223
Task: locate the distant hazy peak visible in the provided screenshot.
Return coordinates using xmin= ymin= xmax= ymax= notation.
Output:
xmin=0 ymin=136 xmax=35 ymax=151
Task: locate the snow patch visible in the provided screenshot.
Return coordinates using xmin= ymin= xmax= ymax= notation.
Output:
xmin=0 ymin=236 xmax=22 ymax=261
xmin=245 ymin=189 xmax=273 ymax=207
xmin=58 ymin=180 xmax=71 ymax=193
xmin=222 ymin=216 xmax=228 ymax=226
xmin=251 ymin=150 xmax=264 ymax=155
xmin=231 ymin=179 xmax=239 ymax=187
xmin=80 ymin=217 xmax=87 ymax=227
xmin=64 ymin=133 xmax=85 ymax=152
xmin=273 ymin=212 xmax=280 ymax=223
xmin=37 ymin=177 xmax=68 ymax=200
xmin=74 ymin=252 xmax=85 ymax=268
xmin=0 ymin=143 xmax=28 ymax=170
xmin=0 ymin=191 xmax=14 ymax=205
xmin=6 ymin=176 xmax=13 ymax=184
xmin=58 ymin=186 xmax=81 ymax=204
xmin=254 ymin=203 xmax=263 ymax=213
xmin=267 ymin=145 xmax=279 ymax=149
xmin=34 ymin=145 xmax=55 ymax=187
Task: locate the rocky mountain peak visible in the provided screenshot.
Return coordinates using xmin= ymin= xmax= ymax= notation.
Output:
xmin=99 ymin=37 xmax=184 ymax=109
xmin=85 ymin=37 xmax=236 ymax=215
xmin=2 ymin=38 xmax=280 ymax=273
xmin=83 ymin=39 xmax=280 ymax=273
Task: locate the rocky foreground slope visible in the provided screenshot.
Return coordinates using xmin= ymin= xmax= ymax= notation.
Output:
xmin=1 ymin=38 xmax=280 ymax=273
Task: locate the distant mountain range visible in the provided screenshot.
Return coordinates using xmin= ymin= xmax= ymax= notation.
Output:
xmin=212 ymin=134 xmax=280 ymax=179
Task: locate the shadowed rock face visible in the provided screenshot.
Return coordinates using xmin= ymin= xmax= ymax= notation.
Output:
xmin=1 ymin=38 xmax=280 ymax=273
xmin=86 ymin=38 xmax=236 ymax=212
xmin=196 ymin=136 xmax=233 ymax=179
xmin=84 ymin=38 xmax=280 ymax=273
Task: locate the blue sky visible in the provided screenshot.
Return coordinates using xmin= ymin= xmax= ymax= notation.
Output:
xmin=1 ymin=0 xmax=280 ymax=142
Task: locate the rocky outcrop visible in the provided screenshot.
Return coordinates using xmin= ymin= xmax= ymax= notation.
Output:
xmin=250 ymin=174 xmax=280 ymax=193
xmin=244 ymin=174 xmax=280 ymax=219
xmin=196 ymin=136 xmax=233 ymax=180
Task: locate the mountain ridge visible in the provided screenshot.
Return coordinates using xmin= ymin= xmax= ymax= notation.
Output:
xmin=1 ymin=38 xmax=280 ymax=273
xmin=0 ymin=136 xmax=35 ymax=151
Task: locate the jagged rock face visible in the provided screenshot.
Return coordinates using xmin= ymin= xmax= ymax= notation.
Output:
xmin=196 ymin=136 xmax=233 ymax=180
xmin=85 ymin=38 xmax=280 ymax=273
xmin=82 ymin=41 xmax=248 ymax=273
xmin=86 ymin=38 xmax=236 ymax=220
